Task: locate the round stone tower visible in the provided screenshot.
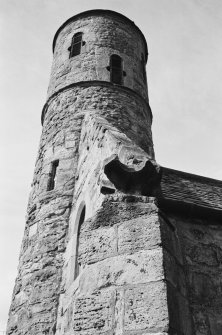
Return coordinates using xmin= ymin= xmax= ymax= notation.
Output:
xmin=7 ymin=10 xmax=167 ymax=335
xmin=42 ymin=9 xmax=154 ymax=156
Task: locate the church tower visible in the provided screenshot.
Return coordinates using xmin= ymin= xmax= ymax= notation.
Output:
xmin=7 ymin=10 xmax=222 ymax=335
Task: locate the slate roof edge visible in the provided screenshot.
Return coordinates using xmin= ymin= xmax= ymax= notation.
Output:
xmin=161 ymin=166 xmax=222 ymax=186
xmin=157 ymin=166 xmax=222 ymax=219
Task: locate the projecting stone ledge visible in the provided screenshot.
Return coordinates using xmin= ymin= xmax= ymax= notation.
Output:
xmin=104 ymin=155 xmax=160 ymax=196
xmin=104 ymin=156 xmax=222 ymax=218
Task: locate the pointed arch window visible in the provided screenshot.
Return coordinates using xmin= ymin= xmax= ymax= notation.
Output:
xmin=74 ymin=204 xmax=86 ymax=279
xmin=69 ymin=32 xmax=83 ymax=58
xmin=110 ymin=54 xmax=123 ymax=84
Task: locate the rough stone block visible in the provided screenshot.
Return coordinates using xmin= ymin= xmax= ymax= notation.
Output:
xmin=167 ymin=284 xmax=192 ymax=335
xmin=65 ymin=140 xmax=76 ymax=149
xmin=72 ymin=289 xmax=115 ymax=334
xmin=59 ymin=158 xmax=75 ymax=170
xmin=208 ymin=313 xmax=222 ymax=335
xmin=187 ymin=269 xmax=222 ymax=303
xmin=79 ymin=249 xmax=164 ymax=294
xmin=160 ymin=216 xmax=183 ymax=265
xmin=118 ymin=214 xmax=161 ymax=254
xmin=29 ymin=222 xmax=38 ymax=237
xmin=124 ymin=281 xmax=169 ymax=332
xmin=163 ymin=249 xmax=187 ymax=297
xmin=113 ymin=289 xmax=124 ymax=335
xmin=192 ymin=308 xmax=213 ymax=335
xmin=78 ymin=226 xmax=117 ymax=265
xmin=56 ymin=171 xmax=74 ymax=188
xmin=84 ymin=195 xmax=158 ymax=230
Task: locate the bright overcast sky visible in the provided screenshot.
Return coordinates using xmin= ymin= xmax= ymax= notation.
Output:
xmin=1 ymin=0 xmax=222 ymax=330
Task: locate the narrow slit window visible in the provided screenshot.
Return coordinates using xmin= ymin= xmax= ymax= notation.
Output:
xmin=110 ymin=54 xmax=123 ymax=84
xmin=141 ymin=53 xmax=147 ymax=81
xmin=47 ymin=160 xmax=59 ymax=191
xmin=74 ymin=205 xmax=86 ymax=279
xmin=69 ymin=32 xmax=83 ymax=58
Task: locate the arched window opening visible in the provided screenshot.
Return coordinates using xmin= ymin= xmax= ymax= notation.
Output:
xmin=69 ymin=32 xmax=83 ymax=58
xmin=110 ymin=54 xmax=123 ymax=84
xmin=74 ymin=205 xmax=86 ymax=280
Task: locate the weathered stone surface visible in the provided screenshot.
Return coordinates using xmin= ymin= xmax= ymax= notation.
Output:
xmin=167 ymin=283 xmax=192 ymax=335
xmin=78 ymin=249 xmax=164 ymax=294
xmin=163 ymin=249 xmax=187 ymax=297
xmin=43 ymin=84 xmax=154 ymax=155
xmin=124 ymin=281 xmax=168 ymax=332
xmin=82 ymin=195 xmax=158 ymax=230
xmin=78 ymin=226 xmax=117 ymax=265
xmin=167 ymin=214 xmax=222 ymax=335
xmin=118 ymin=214 xmax=161 ymax=254
xmin=73 ymin=289 xmax=115 ymax=334
xmin=57 ymin=195 xmax=167 ymax=335
xmin=7 ymin=10 xmax=156 ymax=335
xmin=49 ymin=12 xmax=148 ymax=100
xmin=8 ymin=8 xmax=222 ymax=335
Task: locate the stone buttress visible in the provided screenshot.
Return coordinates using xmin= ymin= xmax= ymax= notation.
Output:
xmin=7 ymin=9 xmax=222 ymax=335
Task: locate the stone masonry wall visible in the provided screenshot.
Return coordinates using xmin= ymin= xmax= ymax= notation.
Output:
xmin=151 ymin=205 xmax=222 ymax=335
xmin=7 ymin=10 xmax=167 ymax=335
xmin=52 ymin=103 xmax=166 ymax=334
xmin=169 ymin=214 xmax=222 ymax=335
xmin=48 ymin=13 xmax=148 ymax=100
xmin=43 ymin=84 xmax=154 ymax=157
xmin=160 ymin=213 xmax=193 ymax=335
xmin=6 ymin=87 xmax=81 ymax=334
xmin=57 ymin=195 xmax=169 ymax=335
xmin=7 ymin=78 xmax=154 ymax=334
xmin=8 ymin=7 xmax=222 ymax=331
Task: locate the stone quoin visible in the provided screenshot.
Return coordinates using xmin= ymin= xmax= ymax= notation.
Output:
xmin=6 ymin=9 xmax=222 ymax=335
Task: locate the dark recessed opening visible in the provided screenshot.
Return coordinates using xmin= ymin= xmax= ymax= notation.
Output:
xmin=141 ymin=53 xmax=147 ymax=82
xmin=100 ymin=186 xmax=115 ymax=195
xmin=104 ymin=158 xmax=160 ymax=196
xmin=47 ymin=160 xmax=59 ymax=191
xmin=74 ymin=205 xmax=86 ymax=279
xmin=110 ymin=54 xmax=123 ymax=85
xmin=69 ymin=32 xmax=83 ymax=58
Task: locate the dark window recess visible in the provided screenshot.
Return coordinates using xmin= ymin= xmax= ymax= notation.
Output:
xmin=110 ymin=54 xmax=123 ymax=84
xmin=74 ymin=205 xmax=86 ymax=279
xmin=47 ymin=160 xmax=59 ymax=191
xmin=69 ymin=32 xmax=83 ymax=58
xmin=100 ymin=186 xmax=115 ymax=195
xmin=141 ymin=53 xmax=147 ymax=81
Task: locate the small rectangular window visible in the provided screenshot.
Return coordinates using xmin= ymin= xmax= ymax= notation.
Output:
xmin=110 ymin=54 xmax=123 ymax=85
xmin=47 ymin=160 xmax=59 ymax=191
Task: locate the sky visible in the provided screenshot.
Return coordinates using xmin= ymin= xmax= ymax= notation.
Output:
xmin=1 ymin=0 xmax=222 ymax=330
